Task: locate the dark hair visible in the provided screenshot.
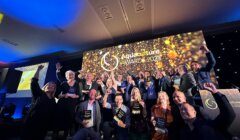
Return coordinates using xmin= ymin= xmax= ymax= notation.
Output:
xmin=145 ymin=70 xmax=151 ymax=75
xmin=191 ymin=61 xmax=199 ymax=64
xmin=178 ymin=64 xmax=188 ymax=73
xmin=95 ymin=77 xmax=101 ymax=81
xmin=115 ymin=93 xmax=123 ymax=98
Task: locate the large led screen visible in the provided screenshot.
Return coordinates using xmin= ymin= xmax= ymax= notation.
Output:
xmin=82 ymin=31 xmax=215 ymax=79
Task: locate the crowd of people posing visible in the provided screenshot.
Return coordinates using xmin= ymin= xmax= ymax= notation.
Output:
xmin=21 ymin=45 xmax=236 ymax=140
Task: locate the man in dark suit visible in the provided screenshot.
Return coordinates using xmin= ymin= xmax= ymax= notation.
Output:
xmin=179 ymin=83 xmax=235 ymax=140
xmin=121 ymin=75 xmax=135 ymax=107
xmin=73 ymin=89 xmax=101 ymax=140
xmin=177 ymin=64 xmax=197 ymax=105
xmin=155 ymin=70 xmax=174 ymax=104
xmin=103 ymin=93 xmax=131 ymax=140
xmin=191 ymin=45 xmax=216 ymax=89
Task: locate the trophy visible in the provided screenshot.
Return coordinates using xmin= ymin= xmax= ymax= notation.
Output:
xmin=83 ymin=110 xmax=92 ymax=120
xmin=132 ymin=102 xmax=141 ymax=114
xmin=114 ymin=108 xmax=125 ymax=122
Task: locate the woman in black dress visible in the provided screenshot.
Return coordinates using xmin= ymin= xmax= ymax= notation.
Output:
xmin=56 ymin=63 xmax=80 ymax=137
xmin=22 ymin=65 xmax=57 ymax=140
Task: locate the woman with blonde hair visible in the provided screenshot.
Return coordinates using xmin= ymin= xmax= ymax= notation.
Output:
xmin=104 ymin=69 xmax=118 ymax=103
xmin=130 ymin=87 xmax=142 ymax=102
xmin=55 ymin=63 xmax=80 ymax=138
xmin=151 ymin=91 xmax=173 ymax=140
xmin=130 ymin=87 xmax=148 ymax=140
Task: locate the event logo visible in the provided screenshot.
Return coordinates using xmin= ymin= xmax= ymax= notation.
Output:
xmin=205 ymin=98 xmax=218 ymax=110
xmin=101 ymin=52 xmax=119 ymax=71
xmin=121 ymin=49 xmax=160 ymax=59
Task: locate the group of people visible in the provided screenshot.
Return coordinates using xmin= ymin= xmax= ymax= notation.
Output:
xmin=21 ymin=45 xmax=236 ymax=140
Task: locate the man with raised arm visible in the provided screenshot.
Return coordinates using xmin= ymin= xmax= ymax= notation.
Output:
xmin=103 ymin=92 xmax=131 ymax=140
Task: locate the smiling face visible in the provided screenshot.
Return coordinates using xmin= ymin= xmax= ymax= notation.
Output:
xmin=191 ymin=62 xmax=201 ymax=72
xmin=117 ymin=74 xmax=123 ymax=81
xmin=89 ymin=89 xmax=97 ymax=100
xmin=157 ymin=92 xmax=169 ymax=106
xmin=86 ymin=73 xmax=94 ymax=81
xmin=131 ymin=87 xmax=141 ymax=101
xmin=158 ymin=93 xmax=167 ymax=102
xmin=173 ymin=91 xmax=186 ymax=105
xmin=144 ymin=71 xmax=150 ymax=79
xmin=127 ymin=75 xmax=132 ymax=83
xmin=43 ymin=82 xmax=56 ymax=98
xmin=156 ymin=71 xmax=164 ymax=79
xmin=106 ymin=78 xmax=113 ymax=87
xmin=65 ymin=70 xmax=75 ymax=81
xmin=180 ymin=103 xmax=196 ymax=120
xmin=115 ymin=94 xmax=123 ymax=107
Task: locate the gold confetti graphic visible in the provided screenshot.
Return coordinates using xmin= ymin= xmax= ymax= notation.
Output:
xmin=82 ymin=31 xmax=209 ymax=77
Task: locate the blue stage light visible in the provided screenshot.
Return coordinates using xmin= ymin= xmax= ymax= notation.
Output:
xmin=0 ymin=0 xmax=85 ymax=29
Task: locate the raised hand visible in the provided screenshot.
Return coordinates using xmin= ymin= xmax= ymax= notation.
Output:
xmin=139 ymin=71 xmax=144 ymax=79
xmin=200 ymin=45 xmax=210 ymax=53
xmin=120 ymin=87 xmax=125 ymax=94
xmin=131 ymin=80 xmax=135 ymax=86
xmin=103 ymin=71 xmax=109 ymax=78
xmin=203 ymin=82 xmax=218 ymax=94
xmin=56 ymin=62 xmax=62 ymax=71
xmin=96 ymin=95 xmax=102 ymax=100
xmin=38 ymin=65 xmax=44 ymax=70
xmin=161 ymin=71 xmax=166 ymax=76
xmin=34 ymin=65 xmax=44 ymax=79
xmin=109 ymin=65 xmax=114 ymax=71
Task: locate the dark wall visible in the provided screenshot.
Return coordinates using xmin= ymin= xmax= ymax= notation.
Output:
xmin=204 ymin=28 xmax=240 ymax=88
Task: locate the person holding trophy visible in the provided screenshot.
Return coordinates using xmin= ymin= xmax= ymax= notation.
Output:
xmin=103 ymin=91 xmax=131 ymax=140
xmin=151 ymin=91 xmax=173 ymax=140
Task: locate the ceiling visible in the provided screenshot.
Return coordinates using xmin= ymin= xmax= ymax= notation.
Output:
xmin=0 ymin=0 xmax=240 ymax=64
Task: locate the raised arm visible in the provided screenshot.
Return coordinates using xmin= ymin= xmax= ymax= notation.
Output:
xmin=31 ymin=65 xmax=44 ymax=99
xmin=200 ymin=46 xmax=216 ymax=71
xmin=203 ymin=83 xmax=236 ymax=129
xmin=205 ymin=52 xmax=216 ymax=71
xmin=110 ymin=70 xmax=118 ymax=91
xmin=102 ymin=89 xmax=111 ymax=108
xmin=56 ymin=62 xmax=65 ymax=82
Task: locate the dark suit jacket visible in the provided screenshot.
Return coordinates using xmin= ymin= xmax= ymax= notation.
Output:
xmin=179 ymin=72 xmax=197 ymax=97
xmin=155 ymin=76 xmax=172 ymax=94
xmin=193 ymin=52 xmax=216 ymax=89
xmin=180 ymin=92 xmax=235 ymax=140
xmin=75 ymin=100 xmax=102 ymax=132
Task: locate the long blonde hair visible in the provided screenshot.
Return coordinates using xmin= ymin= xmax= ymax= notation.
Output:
xmin=106 ymin=78 xmax=113 ymax=88
xmin=157 ymin=91 xmax=170 ymax=107
xmin=130 ymin=87 xmax=142 ymax=102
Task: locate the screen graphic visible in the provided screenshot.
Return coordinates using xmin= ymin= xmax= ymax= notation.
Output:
xmin=6 ymin=62 xmax=49 ymax=98
xmin=82 ymin=31 xmax=213 ymax=78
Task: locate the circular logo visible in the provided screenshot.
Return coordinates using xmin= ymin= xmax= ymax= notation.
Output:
xmin=101 ymin=52 xmax=119 ymax=71
xmin=205 ymin=98 xmax=218 ymax=110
